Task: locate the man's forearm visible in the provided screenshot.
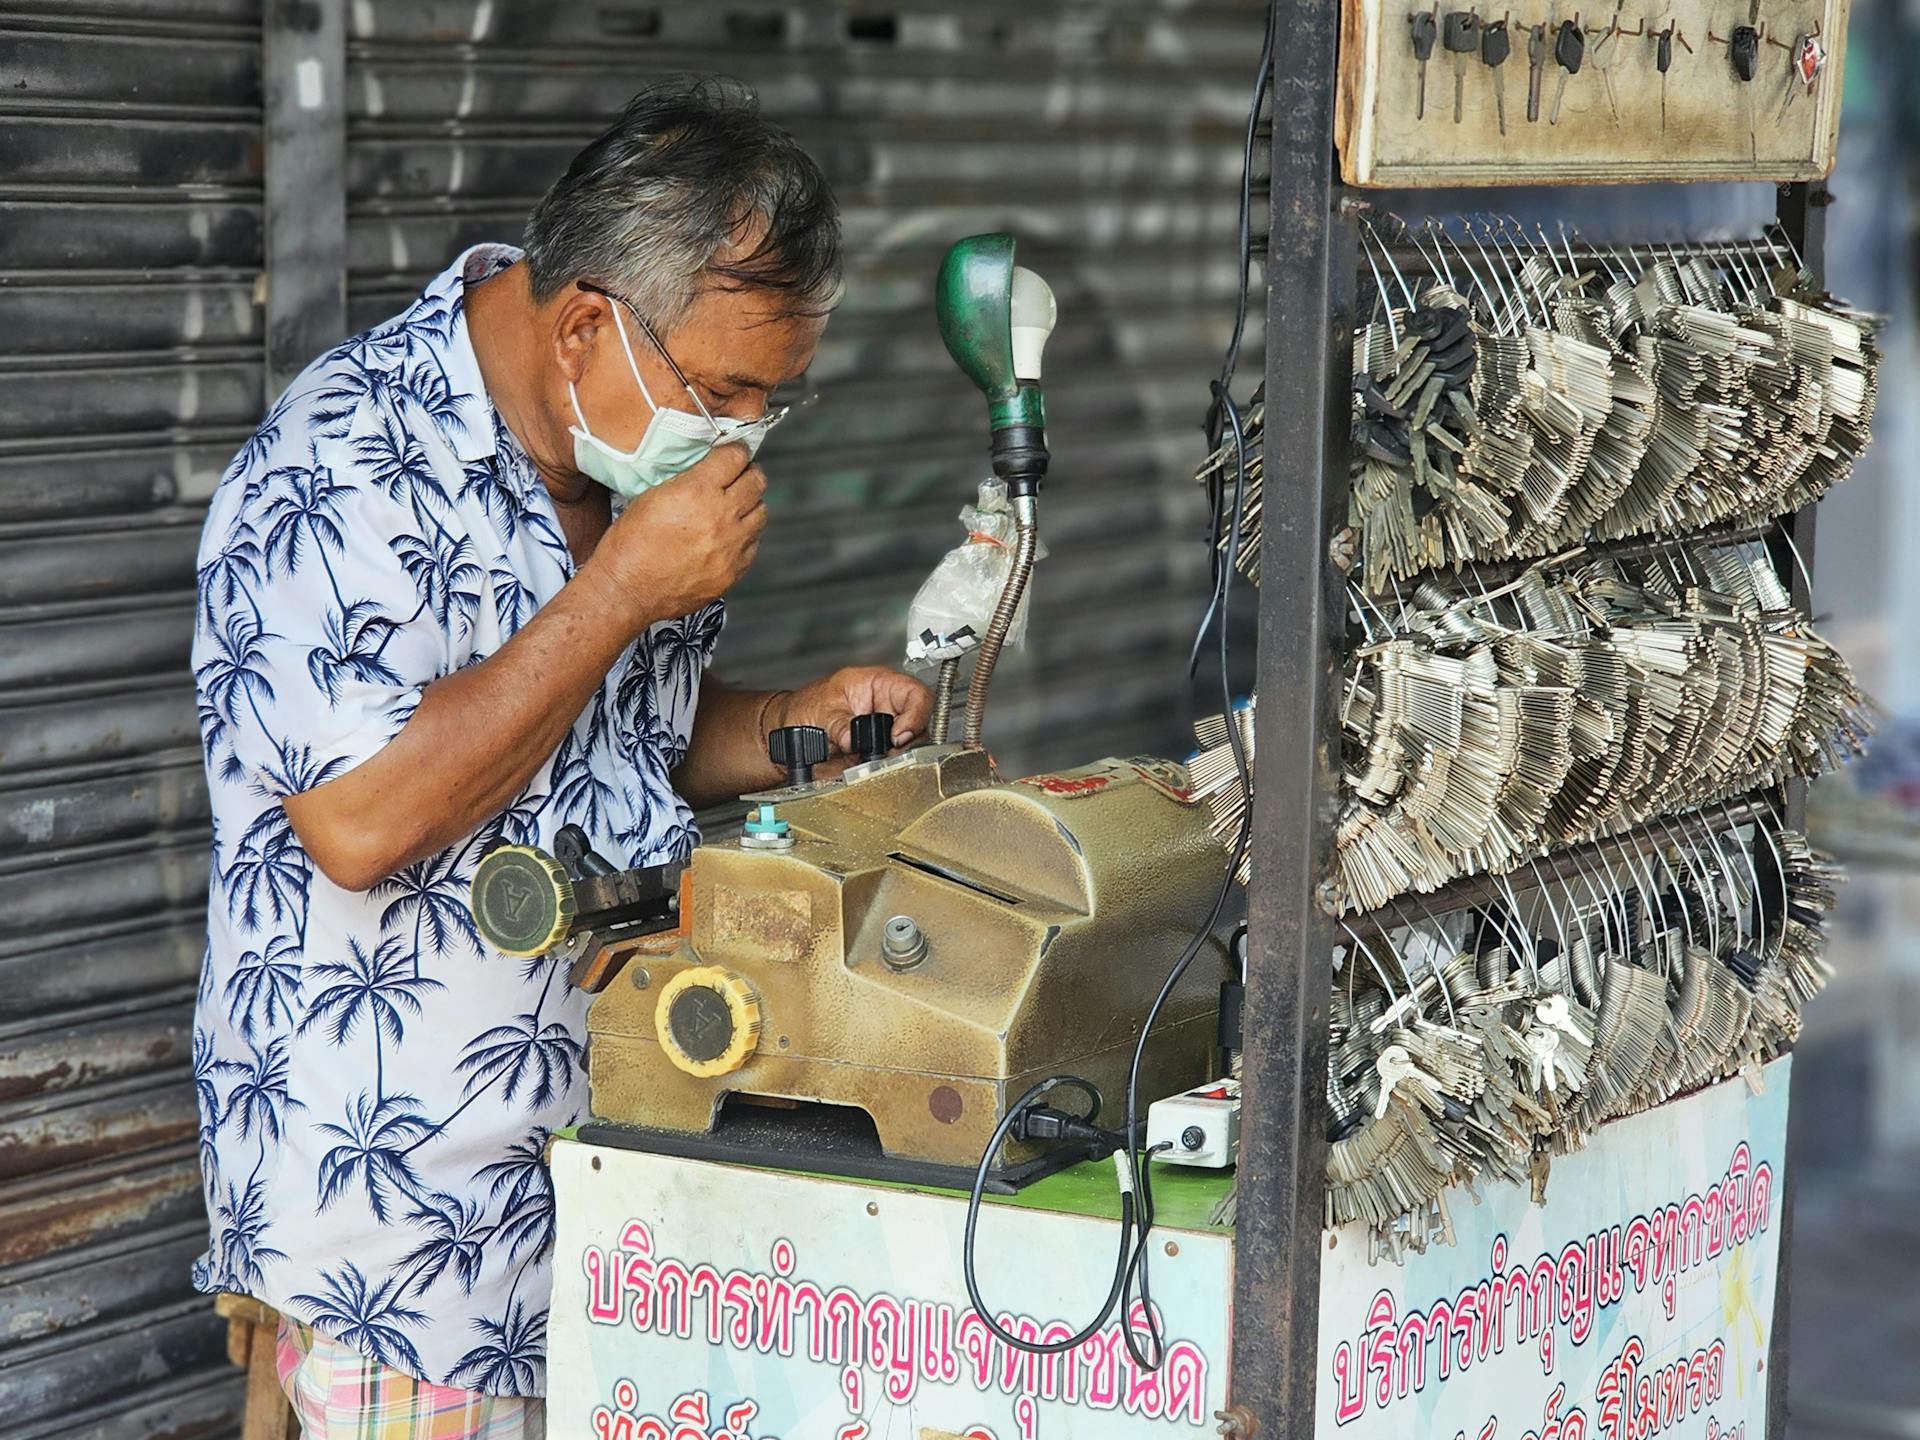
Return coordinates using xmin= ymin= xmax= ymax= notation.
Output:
xmin=674 ymin=678 xmax=790 ymax=808
xmin=282 ymin=565 xmax=641 ymax=890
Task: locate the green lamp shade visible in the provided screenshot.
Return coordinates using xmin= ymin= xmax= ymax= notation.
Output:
xmin=935 ymin=233 xmax=1048 ymax=431
xmin=935 ymin=233 xmax=1018 ymax=403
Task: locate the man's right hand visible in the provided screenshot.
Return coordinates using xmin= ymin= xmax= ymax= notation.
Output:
xmin=286 ymin=441 xmax=768 ymax=891
xmin=585 ymin=441 xmax=768 ymax=626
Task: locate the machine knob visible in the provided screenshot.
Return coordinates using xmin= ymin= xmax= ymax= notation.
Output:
xmin=471 ymin=845 xmax=577 ymax=957
xmin=655 ymin=966 xmax=763 ymax=1078
xmin=554 ymin=823 xmax=616 ymax=878
xmin=768 ymin=724 xmax=830 ymax=785
xmin=850 ymin=712 xmax=894 ymax=763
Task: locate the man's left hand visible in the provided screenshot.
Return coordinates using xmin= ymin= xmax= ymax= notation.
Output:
xmin=779 ymin=666 xmax=934 ymax=755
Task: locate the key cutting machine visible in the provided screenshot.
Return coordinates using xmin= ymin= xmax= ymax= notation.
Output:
xmin=469 ymin=236 xmax=1232 ymax=1187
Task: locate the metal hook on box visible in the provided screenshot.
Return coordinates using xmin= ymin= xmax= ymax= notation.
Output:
xmin=1386 ymin=895 xmax=1462 ymax=1025
xmin=1466 ymin=219 xmax=1525 ymax=334
xmin=1341 ymin=918 xmax=1407 ymax=1004
xmin=1715 ymin=799 xmax=1770 ymax=959
xmin=1489 ymin=868 xmax=1546 ymax=989
xmin=1438 ymin=219 xmax=1506 ymax=325
xmin=1360 ymin=213 xmax=1417 ymax=317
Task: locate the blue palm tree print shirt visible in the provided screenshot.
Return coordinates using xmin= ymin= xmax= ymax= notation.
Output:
xmin=189 ymin=245 xmax=723 ymax=1396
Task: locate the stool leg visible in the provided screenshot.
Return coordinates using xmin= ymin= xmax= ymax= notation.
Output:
xmin=242 ymin=1321 xmax=297 ymax=1440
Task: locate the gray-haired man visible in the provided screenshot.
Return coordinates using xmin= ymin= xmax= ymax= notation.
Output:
xmin=189 ymin=77 xmax=929 ymax=1437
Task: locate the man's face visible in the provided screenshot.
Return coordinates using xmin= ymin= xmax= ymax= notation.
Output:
xmin=567 ymin=283 xmax=827 ymax=455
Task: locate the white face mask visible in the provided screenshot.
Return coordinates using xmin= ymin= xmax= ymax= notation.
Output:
xmin=567 ymin=300 xmax=786 ymax=499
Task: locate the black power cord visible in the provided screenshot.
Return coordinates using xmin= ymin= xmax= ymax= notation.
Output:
xmin=958 ymin=3 xmax=1272 ymax=1368
xmin=961 ymin=1077 xmax=1133 ymax=1355
xmin=960 ymin=1075 xmax=1181 ymax=1363
xmin=1120 ymin=0 xmax=1270 ymax=1369
xmin=1191 ymin=2 xmax=1277 ymax=678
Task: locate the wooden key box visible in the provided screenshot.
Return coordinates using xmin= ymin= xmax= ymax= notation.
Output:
xmin=1337 ymin=0 xmax=1850 ymax=185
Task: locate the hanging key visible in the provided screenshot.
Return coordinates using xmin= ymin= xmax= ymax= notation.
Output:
xmin=1549 ymin=17 xmax=1585 ymax=124
xmin=1777 ymin=32 xmax=1823 ymax=119
xmin=1443 ymin=10 xmax=1480 ymax=123
xmin=1526 ymin=22 xmax=1549 ymax=122
xmin=1654 ymin=23 xmax=1674 ymax=131
xmin=1728 ymin=23 xmax=1759 ymax=80
xmin=1773 ymin=31 xmax=1804 ymax=118
xmin=1589 ymin=18 xmax=1623 ymax=125
xmin=1410 ymin=10 xmax=1440 ymax=119
xmin=1797 ymin=33 xmax=1825 ymax=86
xmin=1374 ymin=1045 xmax=1445 ymax=1118
xmin=1480 ymin=16 xmax=1511 ymax=133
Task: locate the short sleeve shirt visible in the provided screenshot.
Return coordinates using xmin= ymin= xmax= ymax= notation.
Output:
xmin=188 ymin=245 xmax=723 ymax=1395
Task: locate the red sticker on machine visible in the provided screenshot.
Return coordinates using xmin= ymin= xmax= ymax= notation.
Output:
xmin=1017 ymin=772 xmax=1114 ymax=798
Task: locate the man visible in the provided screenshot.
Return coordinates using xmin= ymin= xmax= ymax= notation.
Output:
xmin=190 ymin=78 xmax=929 ymax=1437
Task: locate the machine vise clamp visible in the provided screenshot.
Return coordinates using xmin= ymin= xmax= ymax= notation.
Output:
xmin=472 ymin=824 xmax=684 ymax=990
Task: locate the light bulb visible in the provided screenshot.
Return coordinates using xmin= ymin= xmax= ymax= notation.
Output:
xmin=1009 ymin=265 xmax=1057 ymax=382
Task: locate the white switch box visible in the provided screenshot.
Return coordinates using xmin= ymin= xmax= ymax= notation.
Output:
xmin=1146 ymin=1077 xmax=1241 ymax=1168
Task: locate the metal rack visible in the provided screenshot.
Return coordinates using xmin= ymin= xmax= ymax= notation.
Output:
xmin=1225 ymin=2 xmax=1829 ymax=1431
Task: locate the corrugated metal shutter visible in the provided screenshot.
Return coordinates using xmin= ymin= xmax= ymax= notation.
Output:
xmin=0 ymin=2 xmax=260 ymax=1434
xmin=0 ymin=5 xmax=1261 ymax=1430
xmin=345 ymin=0 xmax=1266 ymax=776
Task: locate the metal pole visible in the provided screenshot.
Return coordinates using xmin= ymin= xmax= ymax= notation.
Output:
xmin=1227 ymin=0 xmax=1354 ymax=1431
xmin=1772 ymin=179 xmax=1827 ymax=679
xmin=263 ymin=0 xmax=348 ymax=398
xmin=1763 ymin=175 xmax=1827 ymax=1440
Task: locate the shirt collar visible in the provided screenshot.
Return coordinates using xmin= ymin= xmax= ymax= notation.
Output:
xmin=418 ymin=245 xmax=544 ymax=508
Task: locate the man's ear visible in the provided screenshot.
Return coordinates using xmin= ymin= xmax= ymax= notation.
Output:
xmin=552 ymin=290 xmax=607 ymax=384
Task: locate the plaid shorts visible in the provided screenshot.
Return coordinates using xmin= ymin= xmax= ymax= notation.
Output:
xmin=276 ymin=1319 xmax=545 ymax=1440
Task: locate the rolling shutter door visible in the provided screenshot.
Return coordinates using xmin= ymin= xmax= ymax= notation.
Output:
xmin=0 ymin=8 xmax=1262 ymax=1432
xmin=345 ymin=0 xmax=1265 ymax=775
xmin=0 ymin=3 xmax=262 ymax=1435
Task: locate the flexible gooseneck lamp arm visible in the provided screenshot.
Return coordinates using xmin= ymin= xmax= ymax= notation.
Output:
xmin=934 ymin=233 xmax=1057 ymax=749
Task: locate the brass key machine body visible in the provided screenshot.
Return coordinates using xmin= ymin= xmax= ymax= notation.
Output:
xmin=469 ymin=235 xmax=1230 ymax=1184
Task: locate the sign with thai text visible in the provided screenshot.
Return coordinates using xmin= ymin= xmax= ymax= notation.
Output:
xmin=1315 ymin=1058 xmax=1790 ymax=1440
xmin=548 ymin=1145 xmax=1233 ymax=1439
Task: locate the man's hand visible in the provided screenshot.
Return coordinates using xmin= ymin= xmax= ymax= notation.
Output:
xmin=777 ymin=666 xmax=935 ymax=755
xmin=282 ymin=445 xmax=767 ymax=891
xmin=581 ymin=441 xmax=767 ymax=630
xmin=673 ymin=668 xmax=934 ymax=808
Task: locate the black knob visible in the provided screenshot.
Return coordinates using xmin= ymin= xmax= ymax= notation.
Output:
xmin=768 ymin=725 xmax=830 ymax=785
xmin=555 ymin=823 xmax=615 ymax=878
xmin=850 ymin=712 xmax=894 ymax=763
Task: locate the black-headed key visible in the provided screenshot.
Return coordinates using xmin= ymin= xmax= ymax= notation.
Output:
xmin=1549 ymin=18 xmax=1585 ymax=124
xmin=1443 ymin=11 xmax=1480 ymax=123
xmin=1526 ymin=22 xmax=1550 ymax=122
xmin=1480 ymin=18 xmax=1512 ymax=134
xmin=1411 ymin=11 xmax=1440 ymax=118
xmin=1654 ymin=23 xmax=1674 ymax=130
xmin=1729 ymin=23 xmax=1759 ymax=80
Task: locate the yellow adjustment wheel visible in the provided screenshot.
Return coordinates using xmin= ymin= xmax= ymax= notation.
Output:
xmin=655 ymin=966 xmax=762 ymax=1078
xmin=470 ymin=845 xmax=576 ymax=958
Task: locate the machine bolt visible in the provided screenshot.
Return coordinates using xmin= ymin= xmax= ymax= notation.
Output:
xmin=1215 ymin=1404 xmax=1260 ymax=1438
xmin=881 ymin=915 xmax=929 ymax=970
xmin=741 ymin=803 xmax=795 ymax=850
xmin=629 ymin=966 xmax=651 ymax=991
xmin=1181 ymin=1125 xmax=1207 ymax=1151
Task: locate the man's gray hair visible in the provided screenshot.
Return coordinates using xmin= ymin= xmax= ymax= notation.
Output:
xmin=524 ymin=76 xmax=841 ymax=331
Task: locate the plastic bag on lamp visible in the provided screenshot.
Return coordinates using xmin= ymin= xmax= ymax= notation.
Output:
xmin=904 ymin=480 xmax=1047 ymax=667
